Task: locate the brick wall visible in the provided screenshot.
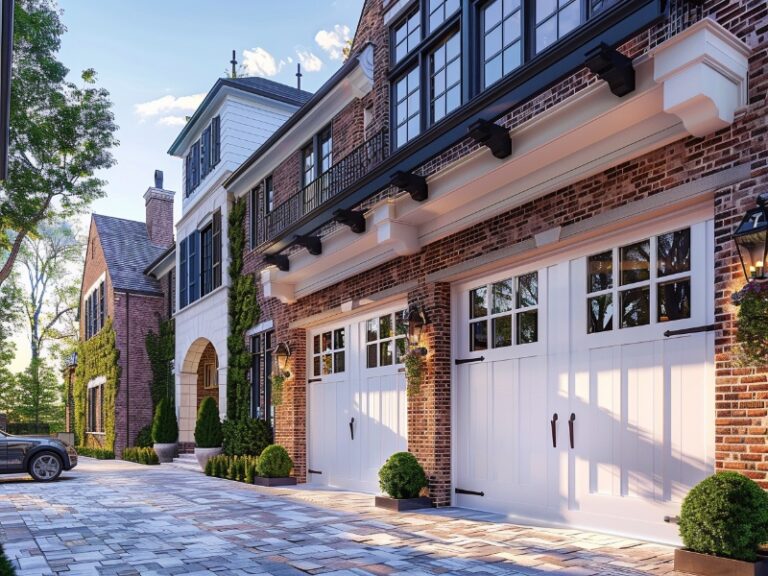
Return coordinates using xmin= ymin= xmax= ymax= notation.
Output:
xmin=144 ymin=189 xmax=175 ymax=249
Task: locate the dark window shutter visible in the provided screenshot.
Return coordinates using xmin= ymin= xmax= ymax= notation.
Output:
xmin=192 ymin=141 xmax=201 ymax=188
xmin=188 ymin=231 xmax=200 ymax=303
xmin=212 ymin=116 xmax=221 ymax=166
xmin=212 ymin=209 xmax=222 ymax=289
xmin=201 ymin=127 xmax=211 ymax=178
xmin=99 ymin=281 xmax=105 ymax=329
xmin=179 ymin=238 xmax=188 ymax=308
xmin=185 ymin=153 xmax=192 ymax=197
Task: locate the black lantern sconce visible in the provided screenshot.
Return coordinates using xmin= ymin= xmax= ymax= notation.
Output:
xmin=406 ymin=306 xmax=429 ymax=357
xmin=733 ymin=193 xmax=768 ymax=283
xmin=274 ymin=342 xmax=292 ymax=378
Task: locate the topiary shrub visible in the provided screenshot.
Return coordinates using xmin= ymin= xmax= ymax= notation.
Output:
xmin=194 ymin=398 xmax=223 ymax=448
xmin=679 ymin=472 xmax=768 ymax=561
xmin=378 ymin=452 xmax=428 ymax=499
xmin=134 ymin=425 xmax=153 ymax=448
xmin=256 ymin=445 xmax=293 ymax=478
xmin=222 ymin=418 xmax=272 ymax=456
xmin=152 ymin=398 xmax=178 ymax=444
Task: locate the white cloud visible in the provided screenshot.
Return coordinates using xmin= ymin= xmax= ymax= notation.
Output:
xmin=315 ymin=24 xmax=351 ymax=60
xmin=242 ymin=47 xmax=284 ymax=77
xmin=296 ymin=49 xmax=323 ymax=72
xmin=134 ymin=93 xmax=205 ymax=121
xmin=158 ymin=116 xmax=188 ymax=127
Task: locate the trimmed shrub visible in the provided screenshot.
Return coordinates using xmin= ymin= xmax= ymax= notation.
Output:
xmin=76 ymin=447 xmax=115 ymax=459
xmin=256 ymin=445 xmax=293 ymax=478
xmin=134 ymin=425 xmax=153 ymax=448
xmin=0 ymin=543 xmax=16 ymax=576
xmin=222 ymin=418 xmax=272 ymax=456
xmin=204 ymin=454 xmax=260 ymax=484
xmin=194 ymin=398 xmax=223 ymax=448
xmin=378 ymin=452 xmax=428 ymax=499
xmin=152 ymin=398 xmax=178 ymax=444
xmin=122 ymin=447 xmax=159 ymax=465
xmin=679 ymin=472 xmax=768 ymax=561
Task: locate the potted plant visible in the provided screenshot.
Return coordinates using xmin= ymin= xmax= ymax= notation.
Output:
xmin=151 ymin=397 xmax=178 ymax=463
xmin=675 ymin=472 xmax=768 ymax=576
xmin=253 ymin=444 xmax=296 ymax=486
xmin=375 ymin=451 xmax=431 ymax=511
xmin=194 ymin=397 xmax=223 ymax=470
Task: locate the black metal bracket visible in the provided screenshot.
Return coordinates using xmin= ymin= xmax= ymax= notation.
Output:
xmin=455 ymin=356 xmax=484 ymax=365
xmin=308 ymin=378 xmax=322 ymax=383
xmin=468 ymin=119 xmax=512 ymax=159
xmin=333 ymin=208 xmax=366 ymax=234
xmin=391 ymin=170 xmax=428 ymax=202
xmin=455 ymin=488 xmax=485 ymax=497
xmin=584 ymin=42 xmax=635 ymax=97
xmin=664 ymin=324 xmax=715 ymax=338
xmin=293 ymin=234 xmax=322 ymax=256
xmin=308 ymin=469 xmax=323 ymax=475
xmin=264 ymin=253 xmax=289 ymax=272
xmin=664 ymin=515 xmax=680 ymax=524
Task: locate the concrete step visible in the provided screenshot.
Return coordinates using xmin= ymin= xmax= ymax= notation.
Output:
xmin=166 ymin=453 xmax=203 ymax=473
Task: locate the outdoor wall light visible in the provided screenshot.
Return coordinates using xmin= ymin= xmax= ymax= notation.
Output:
xmin=733 ymin=192 xmax=768 ymax=283
xmin=406 ymin=306 xmax=429 ymax=356
xmin=274 ymin=342 xmax=291 ymax=378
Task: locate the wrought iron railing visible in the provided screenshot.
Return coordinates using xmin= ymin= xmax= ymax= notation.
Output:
xmin=263 ymin=128 xmax=389 ymax=244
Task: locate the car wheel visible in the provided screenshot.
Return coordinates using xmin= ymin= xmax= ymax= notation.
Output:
xmin=28 ymin=452 xmax=63 ymax=482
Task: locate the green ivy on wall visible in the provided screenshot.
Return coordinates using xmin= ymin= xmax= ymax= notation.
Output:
xmin=145 ymin=318 xmax=175 ymax=408
xmin=73 ymin=318 xmax=120 ymax=449
xmin=227 ymin=198 xmax=260 ymax=421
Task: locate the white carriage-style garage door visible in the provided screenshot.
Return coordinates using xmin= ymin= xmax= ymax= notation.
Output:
xmin=308 ymin=305 xmax=408 ymax=493
xmin=454 ymin=219 xmax=715 ymax=543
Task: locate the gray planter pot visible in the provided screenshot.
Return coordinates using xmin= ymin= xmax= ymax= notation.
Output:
xmin=153 ymin=442 xmax=177 ymax=463
xmin=674 ymin=549 xmax=768 ymax=576
xmin=252 ymin=476 xmax=297 ymax=487
xmin=195 ymin=446 xmax=222 ymax=471
xmin=374 ymin=495 xmax=433 ymax=511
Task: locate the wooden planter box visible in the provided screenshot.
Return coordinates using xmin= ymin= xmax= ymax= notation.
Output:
xmin=252 ymin=476 xmax=297 ymax=487
xmin=374 ymin=495 xmax=433 ymax=512
xmin=674 ymin=549 xmax=768 ymax=576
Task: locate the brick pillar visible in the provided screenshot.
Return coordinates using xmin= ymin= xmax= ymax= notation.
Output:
xmin=274 ymin=326 xmax=308 ymax=482
xmin=714 ymin=184 xmax=768 ymax=486
xmin=407 ymin=282 xmax=452 ymax=506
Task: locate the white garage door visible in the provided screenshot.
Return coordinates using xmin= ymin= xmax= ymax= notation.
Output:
xmin=454 ymin=220 xmax=714 ymax=543
xmin=308 ymin=306 xmax=408 ymax=493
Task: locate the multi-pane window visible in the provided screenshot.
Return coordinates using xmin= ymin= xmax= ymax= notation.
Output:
xmin=251 ymin=331 xmax=274 ymax=427
xmin=184 ymin=115 xmax=221 ymax=197
xmin=469 ymin=272 xmax=539 ymax=351
xmin=200 ymin=224 xmax=213 ymax=296
xmin=302 ymin=143 xmax=316 ymax=187
xmin=366 ymin=311 xmax=408 ymax=369
xmin=319 ymin=128 xmax=333 ymax=174
xmin=586 ymin=228 xmax=692 ymax=333
xmin=87 ymin=382 xmax=104 ymax=433
xmin=264 ymin=176 xmax=274 ymax=213
xmin=535 ymin=0 xmax=582 ymax=53
xmin=84 ymin=280 xmax=106 ymax=340
xmin=312 ymin=328 xmax=346 ymax=376
xmin=393 ymin=7 xmax=421 ymax=63
xmin=430 ymin=31 xmax=461 ymax=123
xmin=428 ymin=0 xmax=459 ymax=32
xmin=203 ymin=361 xmax=218 ymax=389
xmin=179 ymin=211 xmax=222 ymax=309
xmin=482 ymin=0 xmax=523 ymax=88
xmin=395 ymin=67 xmax=421 ymax=148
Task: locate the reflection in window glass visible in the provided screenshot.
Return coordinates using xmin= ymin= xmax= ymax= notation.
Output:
xmin=657 ymin=229 xmax=691 ymax=277
xmin=379 ymin=315 xmax=393 ymax=339
xmin=393 ymin=8 xmax=421 ymax=63
xmin=470 ymin=287 xmax=487 ymax=319
xmin=483 ymin=0 xmax=522 ymax=88
xmin=658 ymin=279 xmax=691 ymax=322
xmin=313 ymin=328 xmax=345 ymax=376
xmin=620 ymin=240 xmax=651 ymax=285
xmin=366 ymin=311 xmax=407 ymax=368
xmin=493 ymin=316 xmax=512 ymax=348
xmin=517 ymin=310 xmax=538 ymax=344
xmin=621 ymin=287 xmax=650 ymax=328
xmin=470 ymin=320 xmax=488 ymax=351
xmin=430 ymin=32 xmax=461 ymax=123
xmin=367 ymin=344 xmax=378 ymax=369
xmin=395 ymin=67 xmax=421 ymax=148
xmin=588 ymin=294 xmax=613 ymax=333
xmin=516 ymin=272 xmax=538 ymax=308
xmin=429 ymin=0 xmax=460 ymax=31
xmin=380 ymin=341 xmax=394 ymax=366
xmin=535 ymin=0 xmax=582 ymax=53
xmin=492 ymin=279 xmax=514 ymax=314
xmin=587 ymin=251 xmax=612 ymax=293
xmin=367 ymin=319 xmax=378 ymax=342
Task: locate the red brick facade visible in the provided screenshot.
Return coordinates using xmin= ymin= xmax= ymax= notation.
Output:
xmin=237 ymin=0 xmax=768 ymax=505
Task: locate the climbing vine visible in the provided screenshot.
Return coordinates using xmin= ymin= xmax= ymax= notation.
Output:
xmin=227 ymin=198 xmax=260 ymax=421
xmin=145 ymin=318 xmax=175 ymax=408
xmin=74 ymin=318 xmax=120 ymax=449
xmin=733 ymin=281 xmax=768 ymax=366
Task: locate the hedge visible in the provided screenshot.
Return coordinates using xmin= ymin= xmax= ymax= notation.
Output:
xmin=122 ymin=447 xmax=159 ymax=465
xmin=6 ymin=422 xmax=50 ymax=435
xmin=76 ymin=447 xmax=115 ymax=459
xmin=205 ymin=454 xmax=260 ymax=484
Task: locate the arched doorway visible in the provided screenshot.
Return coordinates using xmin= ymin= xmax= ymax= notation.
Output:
xmin=178 ymin=338 xmax=221 ymax=444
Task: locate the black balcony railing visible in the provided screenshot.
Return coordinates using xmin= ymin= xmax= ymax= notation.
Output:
xmin=262 ymin=128 xmax=389 ymax=245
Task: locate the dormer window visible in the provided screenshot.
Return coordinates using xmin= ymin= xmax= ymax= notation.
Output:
xmin=184 ymin=115 xmax=221 ymax=198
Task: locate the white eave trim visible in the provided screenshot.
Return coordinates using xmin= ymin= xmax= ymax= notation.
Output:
xmin=146 ymin=248 xmax=176 ymax=279
xmin=227 ymin=45 xmax=375 ymax=199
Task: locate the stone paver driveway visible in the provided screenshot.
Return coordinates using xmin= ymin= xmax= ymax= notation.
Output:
xmin=0 ymin=458 xmax=680 ymax=576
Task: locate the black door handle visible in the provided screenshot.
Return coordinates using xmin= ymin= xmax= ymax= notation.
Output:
xmin=569 ymin=413 xmax=576 ymax=449
xmin=550 ymin=413 xmax=558 ymax=448
xmin=349 ymin=417 xmax=355 ymax=440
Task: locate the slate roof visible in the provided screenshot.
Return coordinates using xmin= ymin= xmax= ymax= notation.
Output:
xmin=92 ymin=214 xmax=168 ymax=295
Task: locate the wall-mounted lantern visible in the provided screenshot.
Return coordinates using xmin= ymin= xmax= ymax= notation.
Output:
xmin=407 ymin=306 xmax=428 ymax=357
xmin=733 ymin=193 xmax=768 ymax=283
xmin=274 ymin=342 xmax=292 ymax=378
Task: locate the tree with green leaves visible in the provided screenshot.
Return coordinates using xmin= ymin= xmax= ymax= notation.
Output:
xmin=0 ymin=277 xmax=22 ymax=419
xmin=0 ymin=0 xmax=118 ymax=287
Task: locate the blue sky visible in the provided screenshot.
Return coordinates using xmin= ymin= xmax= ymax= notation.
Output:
xmin=57 ymin=0 xmax=366 ymax=225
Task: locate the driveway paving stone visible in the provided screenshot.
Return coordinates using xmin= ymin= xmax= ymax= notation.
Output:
xmin=0 ymin=458 xmax=683 ymax=575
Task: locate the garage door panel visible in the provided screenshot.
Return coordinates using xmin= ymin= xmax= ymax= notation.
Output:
xmin=516 ymin=356 xmax=548 ymax=490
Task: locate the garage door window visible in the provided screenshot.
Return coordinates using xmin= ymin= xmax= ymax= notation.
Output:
xmin=312 ymin=329 xmax=346 ymax=376
xmin=469 ymin=271 xmax=539 ymax=351
xmin=366 ymin=310 xmax=408 ymax=368
xmin=587 ymin=228 xmax=691 ymax=333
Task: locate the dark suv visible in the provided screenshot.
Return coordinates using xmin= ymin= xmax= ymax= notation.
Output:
xmin=0 ymin=430 xmax=78 ymax=481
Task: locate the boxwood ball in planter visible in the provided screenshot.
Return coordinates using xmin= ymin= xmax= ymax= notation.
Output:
xmin=376 ymin=452 xmax=431 ymax=511
xmin=194 ymin=397 xmax=223 ymax=470
xmin=253 ymin=444 xmax=296 ymax=486
xmin=152 ymin=398 xmax=178 ymax=463
xmin=675 ymin=472 xmax=768 ymax=576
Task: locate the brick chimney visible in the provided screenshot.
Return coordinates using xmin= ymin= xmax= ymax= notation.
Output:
xmin=144 ymin=170 xmax=175 ymax=248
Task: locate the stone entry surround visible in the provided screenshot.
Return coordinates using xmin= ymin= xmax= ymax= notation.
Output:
xmin=0 ymin=459 xmax=680 ymax=575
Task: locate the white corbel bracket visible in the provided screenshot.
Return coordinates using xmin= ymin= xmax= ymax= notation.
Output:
xmin=261 ymin=267 xmax=296 ymax=304
xmin=652 ymin=18 xmax=751 ymax=137
xmin=372 ymin=202 xmax=421 ymax=256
